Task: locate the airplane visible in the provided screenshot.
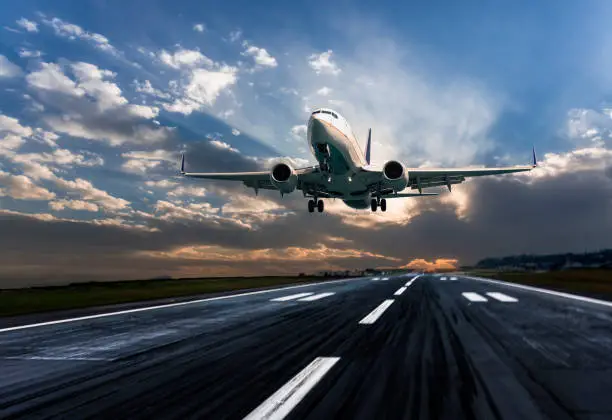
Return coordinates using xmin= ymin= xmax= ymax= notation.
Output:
xmin=180 ymin=107 xmax=537 ymax=213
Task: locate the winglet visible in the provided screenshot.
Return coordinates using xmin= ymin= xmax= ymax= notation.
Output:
xmin=365 ymin=128 xmax=372 ymax=165
xmin=180 ymin=153 xmax=185 ymax=174
xmin=532 ymin=146 xmax=537 ymax=167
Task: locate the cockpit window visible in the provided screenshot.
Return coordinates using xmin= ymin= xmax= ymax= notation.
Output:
xmin=312 ymin=110 xmax=337 ymax=119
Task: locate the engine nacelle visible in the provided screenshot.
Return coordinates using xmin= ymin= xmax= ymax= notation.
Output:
xmin=270 ymin=162 xmax=298 ymax=194
xmin=383 ymin=160 xmax=408 ymax=191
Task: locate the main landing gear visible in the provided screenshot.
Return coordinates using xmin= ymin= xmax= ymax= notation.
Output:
xmin=371 ymin=198 xmax=387 ymax=212
xmin=308 ymin=199 xmax=324 ymax=213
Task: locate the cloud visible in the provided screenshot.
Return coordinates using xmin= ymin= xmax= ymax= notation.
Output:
xmin=26 ymin=62 xmax=84 ymax=96
xmin=158 ymin=48 xmax=213 ymax=70
xmin=15 ymin=18 xmax=38 ymax=33
xmin=241 ymin=43 xmax=278 ymax=68
xmin=49 ymin=199 xmax=99 ymax=212
xmin=228 ymin=30 xmax=242 ymax=43
xmin=0 ymin=115 xmax=33 ymax=137
xmin=52 ymin=177 xmax=130 ymax=211
xmin=0 ymin=55 xmax=22 ymax=78
xmin=167 ymin=185 xmax=207 ymax=197
xmin=0 ymin=171 xmax=55 ymax=200
xmin=164 ymin=66 xmax=238 ymax=115
xmin=400 ymin=258 xmax=458 ymax=272
xmin=26 ymin=61 xmax=172 ymax=146
xmin=209 ymin=139 xmax=240 ymax=153
xmin=193 ymin=23 xmax=205 ymax=33
xmin=231 ymin=128 xmax=241 ymax=136
xmin=290 ymin=124 xmax=307 ymax=142
xmin=42 ymin=17 xmax=119 ymax=55
xmin=18 ymin=48 xmax=42 ymax=58
xmin=316 ymin=86 xmax=332 ymax=96
xmin=133 ymin=79 xmax=171 ymax=99
xmin=308 ymin=50 xmax=341 ymax=75
xmin=121 ymin=149 xmax=176 ymax=174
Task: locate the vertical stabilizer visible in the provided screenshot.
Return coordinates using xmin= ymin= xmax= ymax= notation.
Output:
xmin=365 ymin=128 xmax=372 ymax=165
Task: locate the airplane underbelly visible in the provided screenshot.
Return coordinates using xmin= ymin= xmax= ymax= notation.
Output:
xmin=343 ymin=199 xmax=370 ymax=209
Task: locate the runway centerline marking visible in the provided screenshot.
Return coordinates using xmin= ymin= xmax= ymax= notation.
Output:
xmin=0 ymin=276 xmax=370 ymax=334
xmin=440 ymin=277 xmax=448 ymax=281
xmin=450 ymin=276 xmax=458 ymax=281
xmin=298 ymin=292 xmax=335 ymax=301
xmin=405 ymin=274 xmax=421 ymax=287
xmin=394 ymin=287 xmax=407 ymax=296
xmin=359 ymin=299 xmax=395 ymax=324
xmin=270 ymin=293 xmax=314 ymax=302
xmin=371 ymin=277 xmax=380 ymax=281
xmin=380 ymin=277 xmax=389 ymax=281
xmin=462 ymin=292 xmax=488 ymax=302
xmin=243 ymin=356 xmax=340 ymax=420
xmin=486 ymin=292 xmax=518 ymax=302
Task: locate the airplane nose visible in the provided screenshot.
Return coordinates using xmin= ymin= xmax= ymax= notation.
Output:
xmin=309 ymin=115 xmax=329 ymax=139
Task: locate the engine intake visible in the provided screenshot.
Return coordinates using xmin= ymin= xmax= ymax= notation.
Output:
xmin=270 ymin=162 xmax=298 ymax=193
xmin=383 ymin=160 xmax=408 ymax=191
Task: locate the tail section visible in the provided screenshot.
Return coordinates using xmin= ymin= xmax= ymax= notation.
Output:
xmin=365 ymin=128 xmax=372 ymax=165
xmin=180 ymin=154 xmax=185 ymax=174
xmin=532 ymin=146 xmax=537 ymax=167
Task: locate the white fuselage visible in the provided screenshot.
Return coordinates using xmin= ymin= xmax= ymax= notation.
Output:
xmin=306 ymin=108 xmax=374 ymax=208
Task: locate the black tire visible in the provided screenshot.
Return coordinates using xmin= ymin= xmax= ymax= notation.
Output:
xmin=308 ymin=200 xmax=315 ymax=213
xmin=317 ymin=199 xmax=324 ymax=213
xmin=380 ymin=198 xmax=387 ymax=212
xmin=371 ymin=198 xmax=378 ymax=212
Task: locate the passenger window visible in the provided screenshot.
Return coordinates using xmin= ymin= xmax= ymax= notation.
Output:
xmin=331 ymin=113 xmax=337 ymax=118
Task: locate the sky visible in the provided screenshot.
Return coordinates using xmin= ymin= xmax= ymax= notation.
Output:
xmin=1 ymin=0 xmax=612 ymax=287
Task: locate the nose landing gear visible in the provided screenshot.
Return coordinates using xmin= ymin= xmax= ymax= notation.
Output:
xmin=370 ymin=198 xmax=387 ymax=212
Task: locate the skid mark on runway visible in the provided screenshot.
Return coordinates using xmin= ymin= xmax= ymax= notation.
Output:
xmin=462 ymin=292 xmax=488 ymax=302
xmin=359 ymin=300 xmax=395 ymax=325
xmin=243 ymin=357 xmax=340 ymax=420
xmin=270 ymin=293 xmax=315 ymax=302
xmin=486 ymin=292 xmax=518 ymax=302
xmin=298 ymin=293 xmax=336 ymax=302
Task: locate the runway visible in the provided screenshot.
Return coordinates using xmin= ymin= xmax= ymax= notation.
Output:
xmin=2 ymin=274 xmax=612 ymax=419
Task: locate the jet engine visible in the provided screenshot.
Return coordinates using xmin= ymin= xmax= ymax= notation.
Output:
xmin=383 ymin=160 xmax=408 ymax=191
xmin=270 ymin=162 xmax=298 ymax=193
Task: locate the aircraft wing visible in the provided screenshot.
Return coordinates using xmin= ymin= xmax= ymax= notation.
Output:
xmin=180 ymin=155 xmax=320 ymax=191
xmin=407 ymin=164 xmax=534 ymax=192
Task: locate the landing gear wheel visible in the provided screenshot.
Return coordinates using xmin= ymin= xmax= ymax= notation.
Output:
xmin=380 ymin=198 xmax=387 ymax=212
xmin=317 ymin=199 xmax=324 ymax=213
xmin=308 ymin=200 xmax=315 ymax=213
xmin=371 ymin=198 xmax=378 ymax=212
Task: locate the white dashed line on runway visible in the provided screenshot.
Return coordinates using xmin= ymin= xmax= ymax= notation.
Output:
xmin=244 ymin=357 xmax=340 ymax=420
xmin=462 ymin=292 xmax=488 ymax=302
xmin=359 ymin=300 xmax=395 ymax=325
xmin=450 ymin=276 xmax=458 ymax=281
xmin=486 ymin=292 xmax=518 ymax=302
xmin=298 ymin=292 xmax=336 ymax=301
xmin=270 ymin=293 xmax=315 ymax=302
xmin=394 ymin=287 xmax=407 ymax=296
xmin=440 ymin=277 xmax=447 ymax=281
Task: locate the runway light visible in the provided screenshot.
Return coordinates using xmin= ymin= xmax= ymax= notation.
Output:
xmin=348 ymin=176 xmax=352 ymax=182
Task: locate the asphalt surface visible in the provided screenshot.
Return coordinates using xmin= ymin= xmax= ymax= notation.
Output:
xmin=2 ymin=274 xmax=612 ymax=419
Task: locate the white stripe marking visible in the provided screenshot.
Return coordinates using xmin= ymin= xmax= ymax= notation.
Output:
xmin=371 ymin=277 xmax=380 ymax=281
xmin=450 ymin=276 xmax=458 ymax=281
xmin=0 ymin=277 xmax=366 ymax=334
xmin=394 ymin=287 xmax=407 ymax=296
xmin=486 ymin=292 xmax=518 ymax=302
xmin=465 ymin=275 xmax=612 ymax=308
xmin=271 ymin=293 xmax=314 ymax=302
xmin=440 ymin=277 xmax=447 ymax=281
xmin=4 ymin=356 xmax=110 ymax=361
xmin=298 ymin=292 xmax=335 ymax=301
xmin=405 ymin=274 xmax=421 ymax=287
xmin=380 ymin=277 xmax=389 ymax=281
xmin=243 ymin=357 xmax=340 ymax=420
xmin=462 ymin=292 xmax=488 ymax=302
xmin=359 ymin=300 xmax=395 ymax=325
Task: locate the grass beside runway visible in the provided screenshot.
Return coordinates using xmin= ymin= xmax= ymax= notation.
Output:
xmin=0 ymin=276 xmax=340 ymax=317
xmin=466 ymin=269 xmax=612 ymax=300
